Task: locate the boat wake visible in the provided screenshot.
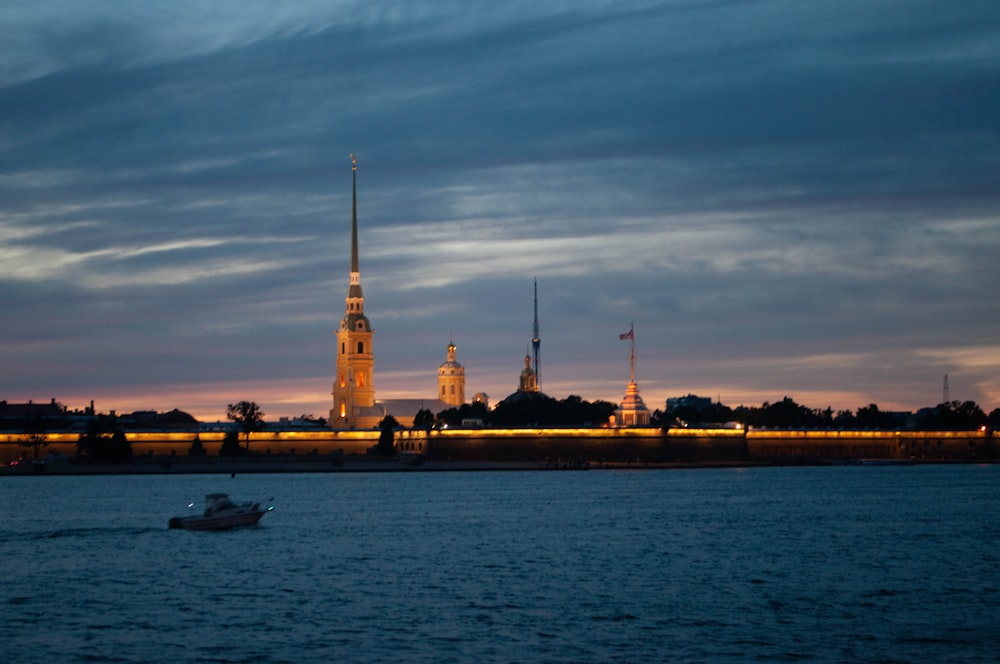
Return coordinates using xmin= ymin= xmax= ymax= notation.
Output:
xmin=25 ymin=526 xmax=163 ymax=540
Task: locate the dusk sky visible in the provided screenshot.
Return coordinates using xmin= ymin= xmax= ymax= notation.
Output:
xmin=2 ymin=1 xmax=999 ymax=421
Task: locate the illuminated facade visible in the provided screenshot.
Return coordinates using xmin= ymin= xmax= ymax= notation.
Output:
xmin=615 ymin=324 xmax=651 ymax=426
xmin=616 ymin=380 xmax=651 ymax=426
xmin=519 ymin=351 xmax=539 ymax=393
xmin=437 ymin=338 xmax=466 ymax=407
xmin=330 ymin=156 xmax=382 ymax=429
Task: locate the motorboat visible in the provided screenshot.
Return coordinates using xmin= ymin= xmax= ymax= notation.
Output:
xmin=168 ymin=493 xmax=272 ymax=530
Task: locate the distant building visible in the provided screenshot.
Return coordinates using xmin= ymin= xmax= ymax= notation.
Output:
xmin=616 ymin=380 xmax=651 ymax=426
xmin=437 ymin=338 xmax=466 ymax=407
xmin=666 ymin=395 xmax=713 ymax=412
xmin=495 ymin=349 xmax=550 ymax=416
xmin=614 ymin=325 xmax=651 ymax=426
xmin=0 ymin=398 xmax=67 ymax=432
xmin=519 ymin=351 xmax=540 ymax=393
xmin=122 ymin=408 xmax=199 ymax=431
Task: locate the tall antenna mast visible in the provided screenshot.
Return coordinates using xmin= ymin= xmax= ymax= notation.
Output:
xmin=532 ymin=278 xmax=541 ymax=389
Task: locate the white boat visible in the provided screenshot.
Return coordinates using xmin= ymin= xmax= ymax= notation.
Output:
xmin=169 ymin=493 xmax=272 ymax=530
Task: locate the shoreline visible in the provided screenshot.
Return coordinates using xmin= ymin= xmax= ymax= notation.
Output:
xmin=0 ymin=455 xmax=983 ymax=476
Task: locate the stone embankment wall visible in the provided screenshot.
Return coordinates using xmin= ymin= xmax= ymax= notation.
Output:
xmin=746 ymin=430 xmax=994 ymax=463
xmin=395 ymin=428 xmax=747 ymax=464
xmin=0 ymin=428 xmax=993 ymax=465
xmin=0 ymin=430 xmax=379 ymax=463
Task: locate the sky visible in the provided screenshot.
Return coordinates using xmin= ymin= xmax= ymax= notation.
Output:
xmin=2 ymin=0 xmax=999 ymax=422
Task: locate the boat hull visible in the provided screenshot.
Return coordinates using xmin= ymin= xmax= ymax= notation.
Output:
xmin=168 ymin=508 xmax=267 ymax=530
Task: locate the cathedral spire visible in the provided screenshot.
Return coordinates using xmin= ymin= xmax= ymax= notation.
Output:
xmin=332 ymin=154 xmax=376 ymax=428
xmin=350 ymin=154 xmax=360 ymax=285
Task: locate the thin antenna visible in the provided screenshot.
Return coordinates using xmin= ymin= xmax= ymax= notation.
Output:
xmin=532 ymin=278 xmax=541 ymax=389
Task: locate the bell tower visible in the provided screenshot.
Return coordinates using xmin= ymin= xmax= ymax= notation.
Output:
xmin=330 ymin=154 xmax=376 ymax=428
xmin=437 ymin=337 xmax=466 ymax=407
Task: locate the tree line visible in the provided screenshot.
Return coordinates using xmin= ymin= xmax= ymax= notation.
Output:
xmin=661 ymin=395 xmax=998 ymax=431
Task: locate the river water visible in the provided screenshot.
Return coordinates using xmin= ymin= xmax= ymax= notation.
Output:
xmin=1 ymin=465 xmax=997 ymax=663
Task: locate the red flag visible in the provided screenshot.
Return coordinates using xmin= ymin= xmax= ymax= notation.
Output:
xmin=619 ymin=329 xmax=633 ymax=340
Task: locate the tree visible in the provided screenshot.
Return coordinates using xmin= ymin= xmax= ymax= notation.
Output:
xmin=854 ymin=403 xmax=903 ymax=430
xmin=921 ymin=400 xmax=986 ymax=430
xmin=187 ymin=434 xmax=207 ymax=457
xmin=664 ymin=396 xmax=735 ymax=428
xmin=226 ymin=401 xmax=265 ymax=450
xmin=436 ymin=401 xmax=490 ymax=428
xmin=833 ymin=409 xmax=856 ymax=428
xmin=413 ymin=408 xmax=436 ymax=430
xmin=555 ymin=395 xmax=617 ymax=426
xmin=20 ymin=412 xmax=49 ymax=460
xmin=376 ymin=415 xmax=400 ymax=456
xmin=219 ymin=430 xmax=244 ymax=457
xmin=296 ymin=413 xmax=328 ymax=427
xmin=490 ymin=393 xmax=559 ymax=427
xmin=77 ymin=415 xmax=131 ymax=463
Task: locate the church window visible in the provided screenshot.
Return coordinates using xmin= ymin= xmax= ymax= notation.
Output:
xmin=357 ymin=321 xmax=364 ymax=330
xmin=341 ymin=342 xmax=345 ymax=355
xmin=357 ymin=341 xmax=364 ymax=354
xmin=441 ymin=386 xmax=446 ymax=396
xmin=340 ymin=373 xmax=346 ymax=388
xmin=339 ymin=401 xmax=346 ymax=418
xmin=357 ymin=371 xmax=365 ymax=387
xmin=450 ymin=385 xmax=455 ymax=395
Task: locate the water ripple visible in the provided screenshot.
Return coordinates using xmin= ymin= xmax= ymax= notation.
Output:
xmin=0 ymin=466 xmax=997 ymax=662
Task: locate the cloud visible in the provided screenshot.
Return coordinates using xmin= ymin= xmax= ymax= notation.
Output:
xmin=1 ymin=0 xmax=999 ymax=419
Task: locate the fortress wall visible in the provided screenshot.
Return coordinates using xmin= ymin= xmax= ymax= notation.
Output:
xmin=396 ymin=427 xmax=747 ymax=463
xmin=1 ymin=428 xmax=992 ymax=465
xmin=0 ymin=431 xmax=380 ymax=463
xmin=745 ymin=430 xmax=994 ymax=462
xmin=746 ymin=430 xmax=900 ymax=461
xmin=893 ymin=431 xmax=993 ymax=461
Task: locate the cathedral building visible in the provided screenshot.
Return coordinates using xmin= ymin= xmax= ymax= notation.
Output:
xmin=330 ymin=155 xmax=383 ymax=429
xmin=329 ymin=156 xmax=458 ymax=429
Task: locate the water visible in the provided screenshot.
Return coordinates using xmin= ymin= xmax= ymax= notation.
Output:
xmin=1 ymin=466 xmax=997 ymax=663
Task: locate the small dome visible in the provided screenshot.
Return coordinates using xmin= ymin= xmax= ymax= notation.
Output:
xmin=341 ymin=312 xmax=371 ymax=331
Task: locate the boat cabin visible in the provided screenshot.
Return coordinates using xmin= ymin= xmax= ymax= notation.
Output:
xmin=204 ymin=493 xmax=237 ymax=515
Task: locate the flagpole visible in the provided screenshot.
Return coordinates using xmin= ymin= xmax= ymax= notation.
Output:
xmin=629 ymin=322 xmax=635 ymax=384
